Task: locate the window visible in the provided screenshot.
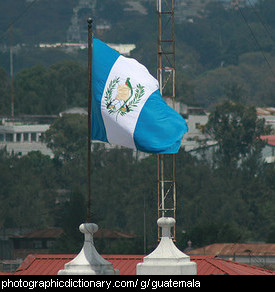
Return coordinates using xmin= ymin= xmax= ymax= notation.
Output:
xmin=33 ymin=240 xmax=42 ymax=249
xmin=16 ymin=133 xmax=21 ymax=142
xmin=6 ymin=133 xmax=13 ymax=142
xmin=31 ymin=133 xmax=36 ymax=142
xmin=23 ymin=133 xmax=28 ymax=142
xmin=195 ymin=123 xmax=201 ymax=129
xmin=46 ymin=240 xmax=55 ymax=248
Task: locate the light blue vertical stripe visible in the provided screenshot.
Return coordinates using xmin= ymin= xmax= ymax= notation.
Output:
xmin=92 ymin=38 xmax=120 ymax=142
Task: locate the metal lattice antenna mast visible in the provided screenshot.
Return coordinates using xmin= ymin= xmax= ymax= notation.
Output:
xmin=156 ymin=0 xmax=176 ymax=241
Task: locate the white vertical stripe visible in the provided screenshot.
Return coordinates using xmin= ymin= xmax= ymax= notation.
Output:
xmin=101 ymin=55 xmax=159 ymax=149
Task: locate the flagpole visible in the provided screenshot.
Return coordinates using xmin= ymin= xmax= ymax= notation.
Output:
xmin=87 ymin=18 xmax=93 ymax=223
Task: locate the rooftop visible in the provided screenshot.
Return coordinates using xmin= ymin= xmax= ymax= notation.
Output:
xmin=11 ymin=228 xmax=63 ymax=239
xmin=261 ymin=135 xmax=275 ymax=147
xmin=257 ymin=107 xmax=275 ymax=116
xmin=188 ymin=243 xmax=275 ymax=256
xmin=11 ymin=254 xmax=275 ymax=275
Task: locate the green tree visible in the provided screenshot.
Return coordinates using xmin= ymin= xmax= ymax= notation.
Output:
xmin=14 ymin=64 xmax=48 ymax=115
xmin=0 ymin=67 xmax=10 ymax=115
xmin=205 ymin=101 xmax=271 ymax=169
xmin=193 ymin=52 xmax=275 ymax=108
xmin=46 ymin=61 xmax=87 ymax=113
xmin=13 ymin=61 xmax=87 ymax=115
xmin=43 ymin=113 xmax=87 ymax=162
xmin=0 ymin=150 xmax=58 ymax=229
xmin=52 ymin=190 xmax=86 ymax=254
xmin=0 ymin=148 xmax=15 ymax=228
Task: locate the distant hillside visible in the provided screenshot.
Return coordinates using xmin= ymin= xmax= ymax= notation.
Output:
xmin=0 ymin=0 xmax=75 ymax=44
xmin=0 ymin=0 xmax=275 ymax=110
xmin=0 ymin=0 xmax=155 ymax=45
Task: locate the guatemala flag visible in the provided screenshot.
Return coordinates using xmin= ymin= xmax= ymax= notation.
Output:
xmin=92 ymin=38 xmax=188 ymax=154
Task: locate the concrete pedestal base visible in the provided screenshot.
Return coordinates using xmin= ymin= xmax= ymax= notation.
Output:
xmin=58 ymin=223 xmax=119 ymax=275
xmin=137 ymin=217 xmax=197 ymax=275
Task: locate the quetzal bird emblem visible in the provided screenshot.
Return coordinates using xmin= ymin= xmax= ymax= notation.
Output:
xmin=105 ymin=77 xmax=145 ymax=118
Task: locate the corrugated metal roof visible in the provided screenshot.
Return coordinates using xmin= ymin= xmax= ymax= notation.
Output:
xmin=13 ymin=254 xmax=275 ymax=275
xmin=196 ymin=256 xmax=274 ymax=275
xmin=15 ymin=254 xmax=74 ymax=275
xmin=188 ymin=243 xmax=275 ymax=256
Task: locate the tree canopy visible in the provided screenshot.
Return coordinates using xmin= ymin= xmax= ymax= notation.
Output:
xmin=1 ymin=103 xmax=274 ymax=253
xmin=0 ymin=0 xmax=275 ymax=254
xmin=13 ymin=61 xmax=87 ymax=116
xmin=1 ymin=1 xmax=275 ymax=109
xmin=206 ymin=100 xmax=271 ymax=168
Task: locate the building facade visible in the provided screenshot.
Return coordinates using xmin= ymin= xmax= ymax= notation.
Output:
xmin=0 ymin=117 xmax=54 ymax=158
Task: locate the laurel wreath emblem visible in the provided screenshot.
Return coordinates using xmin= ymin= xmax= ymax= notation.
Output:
xmin=104 ymin=77 xmax=145 ymax=117
xmin=105 ymin=77 xmax=120 ymax=115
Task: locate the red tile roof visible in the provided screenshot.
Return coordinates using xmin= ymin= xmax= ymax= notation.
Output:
xmin=260 ymin=135 xmax=275 ymax=146
xmin=11 ymin=228 xmax=64 ymax=239
xmin=13 ymin=254 xmax=275 ymax=275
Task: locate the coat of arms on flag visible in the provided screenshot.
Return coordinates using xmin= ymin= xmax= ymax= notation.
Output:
xmin=92 ymin=38 xmax=188 ymax=154
xmin=105 ymin=77 xmax=145 ymax=118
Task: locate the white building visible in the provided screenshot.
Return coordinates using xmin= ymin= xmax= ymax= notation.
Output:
xmin=165 ymin=100 xmax=216 ymax=152
xmin=38 ymin=42 xmax=136 ymax=56
xmin=257 ymin=107 xmax=275 ymax=132
xmin=2 ymin=104 xmax=273 ymax=162
xmin=0 ymin=118 xmax=54 ymax=158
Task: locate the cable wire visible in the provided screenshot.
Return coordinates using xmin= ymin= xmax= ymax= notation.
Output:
xmin=247 ymin=0 xmax=275 ymax=44
xmin=237 ymin=5 xmax=275 ymax=79
xmin=0 ymin=0 xmax=39 ymax=42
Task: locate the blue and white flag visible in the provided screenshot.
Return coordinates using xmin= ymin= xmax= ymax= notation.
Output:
xmin=92 ymin=38 xmax=188 ymax=154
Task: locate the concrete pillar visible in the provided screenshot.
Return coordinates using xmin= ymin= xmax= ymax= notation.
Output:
xmin=58 ymin=223 xmax=119 ymax=275
xmin=136 ymin=217 xmax=197 ymax=275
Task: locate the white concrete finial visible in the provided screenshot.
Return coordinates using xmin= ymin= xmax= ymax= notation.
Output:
xmin=157 ymin=217 xmax=175 ymax=237
xmin=79 ymin=223 xmax=98 ymax=243
xmin=58 ymin=223 xmax=119 ymax=275
xmin=136 ymin=217 xmax=197 ymax=275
